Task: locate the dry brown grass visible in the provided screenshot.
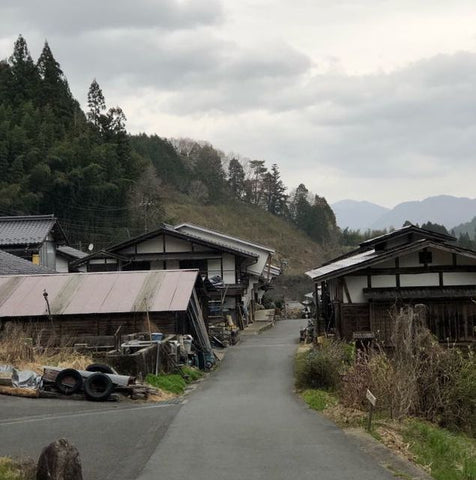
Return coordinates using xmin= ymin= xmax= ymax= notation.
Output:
xmin=162 ymin=191 xmax=338 ymax=274
xmin=340 ymin=306 xmax=476 ymax=435
xmin=0 ymin=323 xmax=93 ymax=373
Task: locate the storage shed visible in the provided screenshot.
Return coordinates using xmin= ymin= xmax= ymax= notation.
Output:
xmin=0 ymin=270 xmax=210 ymax=347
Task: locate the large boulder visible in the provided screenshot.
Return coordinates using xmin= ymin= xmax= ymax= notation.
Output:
xmin=37 ymin=438 xmax=83 ymax=480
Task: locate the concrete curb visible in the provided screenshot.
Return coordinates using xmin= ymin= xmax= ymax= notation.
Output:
xmin=344 ymin=428 xmax=432 ymax=480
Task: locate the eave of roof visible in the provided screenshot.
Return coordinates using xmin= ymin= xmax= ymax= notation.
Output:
xmin=305 ymin=240 xmax=476 ymax=282
xmin=174 ymin=223 xmax=275 ymax=254
xmin=359 ymin=225 xmax=455 ymax=248
xmin=106 ymin=225 xmax=259 ymax=259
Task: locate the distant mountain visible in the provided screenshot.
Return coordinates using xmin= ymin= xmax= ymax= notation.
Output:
xmin=332 ymin=200 xmax=390 ymax=230
xmin=370 ymin=195 xmax=476 ymax=230
xmin=452 ymin=217 xmax=476 ymax=239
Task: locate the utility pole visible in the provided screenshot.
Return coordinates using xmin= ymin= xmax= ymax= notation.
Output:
xmin=140 ymin=199 xmax=153 ymax=233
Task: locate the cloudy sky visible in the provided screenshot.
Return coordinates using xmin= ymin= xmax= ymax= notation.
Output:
xmin=1 ymin=1 xmax=475 ymax=207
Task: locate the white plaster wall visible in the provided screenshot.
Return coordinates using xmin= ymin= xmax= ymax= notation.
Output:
xmin=443 ymin=272 xmax=476 ymax=286
xmin=132 ymin=237 xmax=163 ymax=254
xmin=372 ymin=275 xmax=397 ymax=288
xmin=164 ymin=236 xmax=191 ymax=253
xmin=207 ymin=259 xmax=221 ymax=278
xmin=176 ymin=225 xmax=267 ymax=276
xmin=398 ymin=252 xmax=420 ymax=267
xmin=400 ymin=273 xmax=439 ymax=287
xmin=430 ymin=248 xmax=453 ymax=265
xmin=344 ymin=276 xmax=366 ymax=303
xmin=376 ymin=259 xmax=395 ymax=268
xmin=222 ymin=254 xmax=236 ymax=283
xmin=55 ymin=256 xmax=69 ymax=273
xmin=456 ymin=255 xmax=476 ymax=266
xmin=90 ymin=259 xmax=118 ymax=265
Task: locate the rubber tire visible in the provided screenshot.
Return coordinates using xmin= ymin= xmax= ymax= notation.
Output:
xmin=85 ymin=363 xmax=117 ymax=375
xmin=84 ymin=373 xmax=114 ymax=401
xmin=55 ymin=368 xmax=83 ymax=395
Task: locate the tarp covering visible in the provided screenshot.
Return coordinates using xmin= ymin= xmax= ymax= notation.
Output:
xmin=0 ymin=270 xmax=200 ymax=318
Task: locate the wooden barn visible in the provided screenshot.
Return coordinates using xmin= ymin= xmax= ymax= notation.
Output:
xmin=0 ymin=270 xmax=210 ymax=347
xmin=306 ymin=226 xmax=476 ymax=345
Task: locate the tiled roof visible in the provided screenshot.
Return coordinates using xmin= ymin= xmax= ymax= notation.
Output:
xmin=0 ymin=250 xmax=54 ymax=275
xmin=174 ymin=223 xmax=275 ymax=253
xmin=0 ymin=215 xmax=59 ymax=246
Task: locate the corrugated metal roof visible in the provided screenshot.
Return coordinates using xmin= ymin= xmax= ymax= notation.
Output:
xmin=0 ymin=215 xmax=57 ymax=246
xmin=57 ymin=246 xmax=88 ymax=259
xmin=306 ymin=249 xmax=379 ymax=280
xmin=0 ymin=250 xmax=54 ymax=275
xmin=174 ymin=223 xmax=275 ymax=254
xmin=0 ymin=270 xmax=199 ymax=318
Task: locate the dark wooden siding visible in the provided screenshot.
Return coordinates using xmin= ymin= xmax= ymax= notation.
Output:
xmin=1 ymin=312 xmax=180 ymax=343
xmin=340 ymin=304 xmax=370 ymax=340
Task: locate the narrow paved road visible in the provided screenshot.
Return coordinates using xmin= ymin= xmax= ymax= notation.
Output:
xmin=0 ymin=397 xmax=180 ymax=480
xmin=137 ymin=319 xmax=393 ymax=480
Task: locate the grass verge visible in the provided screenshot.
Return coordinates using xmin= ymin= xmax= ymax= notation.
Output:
xmin=146 ymin=366 xmax=204 ymax=395
xmin=0 ymin=457 xmax=34 ymax=480
xmin=301 ymin=389 xmax=337 ymax=412
xmin=401 ymin=419 xmax=476 ymax=480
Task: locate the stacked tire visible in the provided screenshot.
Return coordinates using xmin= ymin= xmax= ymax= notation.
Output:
xmin=54 ymin=364 xmax=116 ymax=401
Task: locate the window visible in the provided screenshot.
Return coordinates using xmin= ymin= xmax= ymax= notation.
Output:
xmin=419 ymin=251 xmax=432 ymax=264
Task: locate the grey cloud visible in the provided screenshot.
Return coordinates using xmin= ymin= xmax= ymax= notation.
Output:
xmin=1 ymin=0 xmax=223 ymax=35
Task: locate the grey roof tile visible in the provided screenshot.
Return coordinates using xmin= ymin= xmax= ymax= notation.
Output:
xmin=0 ymin=250 xmax=54 ymax=275
xmin=0 ymin=215 xmax=57 ymax=246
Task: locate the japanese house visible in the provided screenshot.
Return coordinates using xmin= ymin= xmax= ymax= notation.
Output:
xmin=69 ymin=224 xmax=268 ymax=324
xmin=0 ymin=215 xmax=68 ymax=271
xmin=173 ymin=223 xmax=280 ymax=317
xmin=306 ymin=225 xmax=476 ymax=344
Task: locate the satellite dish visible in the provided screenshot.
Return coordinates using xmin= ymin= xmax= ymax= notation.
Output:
xmin=88 ymin=243 xmax=94 ymax=251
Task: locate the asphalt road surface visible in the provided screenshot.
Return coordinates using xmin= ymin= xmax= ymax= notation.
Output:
xmin=0 ymin=395 xmax=180 ymax=479
xmin=137 ymin=319 xmax=393 ymax=480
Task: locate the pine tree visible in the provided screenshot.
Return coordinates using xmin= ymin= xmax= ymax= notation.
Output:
xmin=37 ymin=41 xmax=76 ymax=122
xmin=228 ymin=158 xmax=245 ymax=199
xmin=9 ymin=35 xmax=39 ymax=104
xmin=87 ymin=79 xmax=106 ymax=128
xmin=263 ymin=164 xmax=287 ymax=215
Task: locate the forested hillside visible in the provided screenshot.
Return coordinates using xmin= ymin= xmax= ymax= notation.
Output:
xmin=0 ymin=36 xmax=340 ymax=272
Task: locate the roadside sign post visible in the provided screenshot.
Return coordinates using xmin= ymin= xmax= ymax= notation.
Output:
xmin=366 ymin=389 xmax=377 ymax=431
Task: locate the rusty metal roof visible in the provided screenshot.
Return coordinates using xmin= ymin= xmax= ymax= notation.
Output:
xmin=0 ymin=270 xmax=199 ymax=318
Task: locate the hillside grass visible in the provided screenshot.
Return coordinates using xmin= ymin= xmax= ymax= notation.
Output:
xmin=162 ymin=191 xmax=339 ymax=275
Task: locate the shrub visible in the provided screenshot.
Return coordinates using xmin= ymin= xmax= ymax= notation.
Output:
xmin=295 ymin=339 xmax=352 ymax=391
xmin=340 ymin=307 xmax=476 ymax=435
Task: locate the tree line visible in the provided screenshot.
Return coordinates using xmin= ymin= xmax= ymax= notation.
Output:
xmin=0 ymin=35 xmax=340 ymax=249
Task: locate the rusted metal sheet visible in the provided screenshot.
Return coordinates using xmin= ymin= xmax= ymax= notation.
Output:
xmin=0 ymin=270 xmax=199 ymax=318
